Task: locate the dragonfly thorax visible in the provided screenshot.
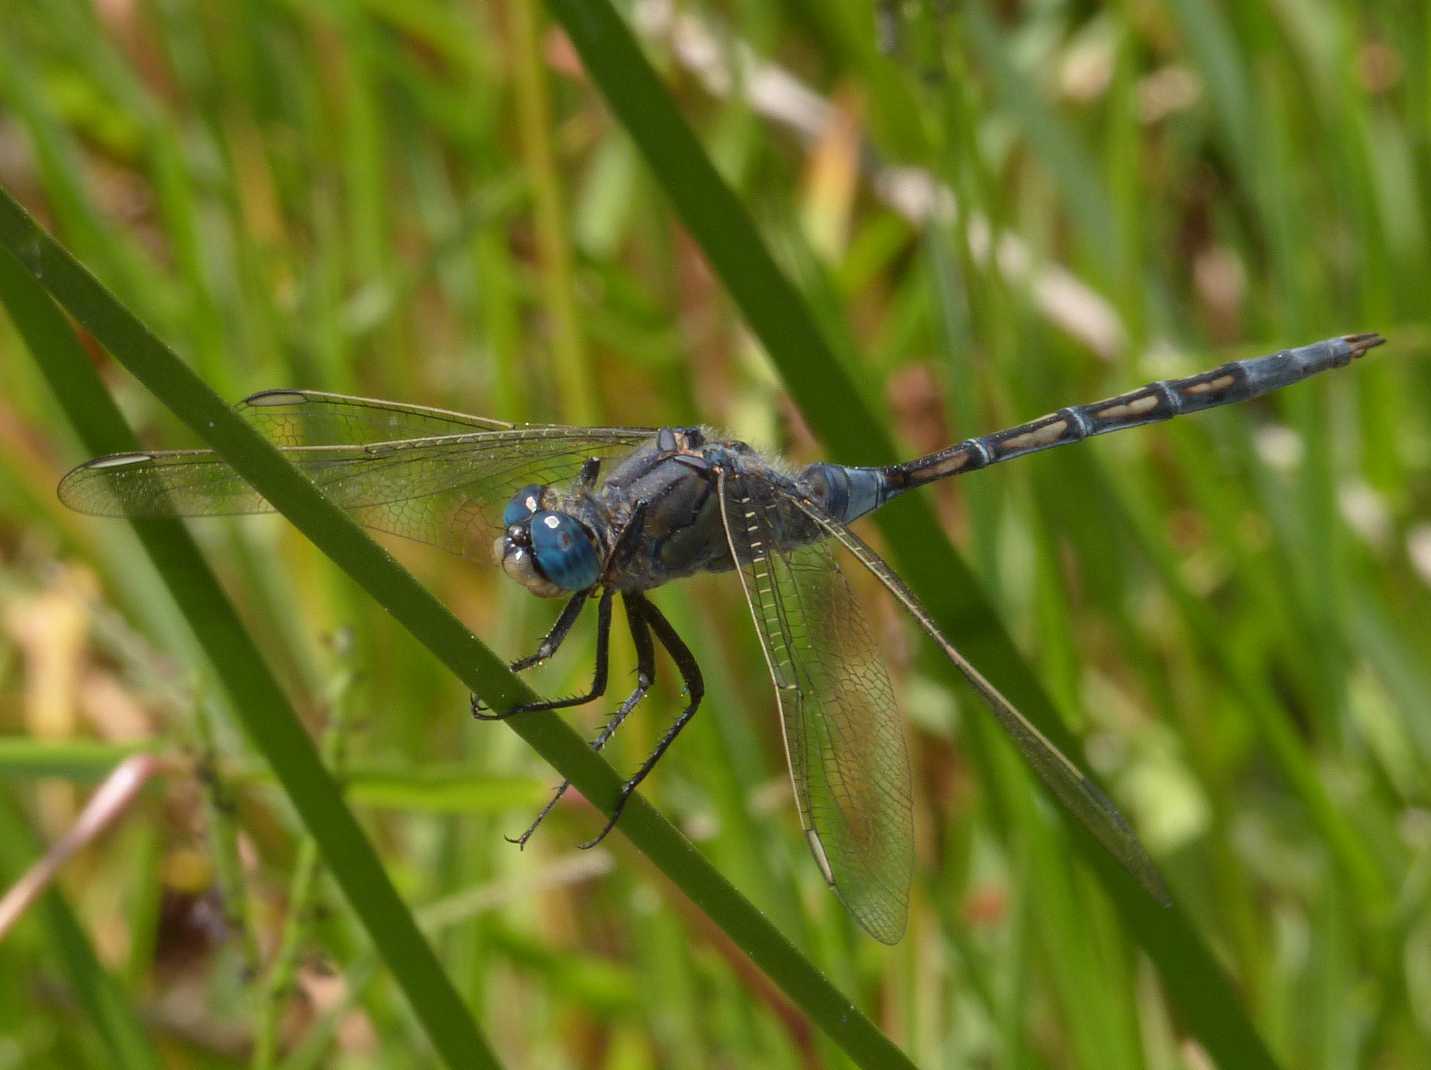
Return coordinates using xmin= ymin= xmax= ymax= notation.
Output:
xmin=493 ymin=483 xmax=603 ymax=597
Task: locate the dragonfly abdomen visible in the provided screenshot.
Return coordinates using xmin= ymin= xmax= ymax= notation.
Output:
xmin=801 ymin=463 xmax=893 ymax=525
xmin=877 ymin=332 xmax=1381 ymax=500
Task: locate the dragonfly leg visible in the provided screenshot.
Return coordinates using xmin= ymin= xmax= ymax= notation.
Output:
xmin=471 ymin=588 xmax=612 ymax=719
xmin=580 ymin=594 xmax=705 ymax=850
xmin=512 ymin=588 xmax=592 ymax=672
xmin=507 ymin=594 xmax=657 ymax=847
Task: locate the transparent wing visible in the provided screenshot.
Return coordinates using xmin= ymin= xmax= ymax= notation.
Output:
xmin=59 ymin=423 xmax=653 ymax=562
xmin=786 ymin=495 xmax=1171 ymax=906
xmin=717 ymin=468 xmax=914 ymax=944
xmin=235 ymin=388 xmax=525 ymax=443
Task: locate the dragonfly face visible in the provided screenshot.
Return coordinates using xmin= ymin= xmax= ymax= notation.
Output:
xmin=493 ymin=482 xmax=603 ymax=598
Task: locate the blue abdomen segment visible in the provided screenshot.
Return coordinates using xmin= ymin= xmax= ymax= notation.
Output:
xmin=802 ymin=463 xmax=890 ymax=524
xmin=531 ymin=512 xmax=602 ymax=590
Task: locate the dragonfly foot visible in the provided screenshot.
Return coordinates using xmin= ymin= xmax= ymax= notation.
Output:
xmin=470 ymin=693 xmax=527 ymax=720
xmin=508 ymin=651 xmax=548 ymax=674
xmin=507 ymin=780 xmax=572 ymax=845
xmin=578 ymin=788 xmax=632 ymax=850
xmin=472 ymin=690 xmax=605 ymax=719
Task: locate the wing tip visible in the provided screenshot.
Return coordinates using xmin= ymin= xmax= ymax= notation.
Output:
xmin=846 ymin=893 xmax=908 ymax=945
xmin=76 ymin=451 xmax=155 ymax=469
xmin=1074 ymin=769 xmax=1174 ymax=907
xmin=238 ymin=388 xmax=311 ymax=409
xmin=1139 ymin=865 xmax=1174 ymax=909
xmin=57 ymin=453 xmax=155 ymax=515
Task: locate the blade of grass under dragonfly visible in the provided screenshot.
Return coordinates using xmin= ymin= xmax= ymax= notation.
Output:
xmin=0 ymin=240 xmax=504 ymax=1070
xmin=0 ymin=185 xmax=916 ymax=1070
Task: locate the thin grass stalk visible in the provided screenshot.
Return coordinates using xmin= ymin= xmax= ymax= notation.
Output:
xmin=0 ymin=237 xmax=503 ymax=1070
xmin=0 ymin=793 xmax=162 ymax=1070
xmin=508 ymin=0 xmax=598 ymax=424
xmin=253 ymin=674 xmax=357 ymax=1069
xmin=194 ymin=699 xmax=263 ymax=973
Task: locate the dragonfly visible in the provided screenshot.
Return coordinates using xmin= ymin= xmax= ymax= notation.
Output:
xmin=58 ymin=332 xmax=1382 ymax=943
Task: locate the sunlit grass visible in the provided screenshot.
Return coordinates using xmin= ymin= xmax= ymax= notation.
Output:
xmin=1 ymin=1 xmax=1428 ymax=1067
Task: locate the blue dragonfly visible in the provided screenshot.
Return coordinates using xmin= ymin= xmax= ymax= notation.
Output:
xmin=58 ymin=332 xmax=1382 ymax=943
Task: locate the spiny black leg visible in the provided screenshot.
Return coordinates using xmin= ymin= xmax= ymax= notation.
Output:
xmin=580 ymin=594 xmax=705 ymax=850
xmin=471 ymin=589 xmax=613 ymax=720
xmin=508 ymin=594 xmax=658 ymax=847
xmin=513 ymin=588 xmax=590 ymax=672
xmin=472 ymin=590 xmax=589 ymax=718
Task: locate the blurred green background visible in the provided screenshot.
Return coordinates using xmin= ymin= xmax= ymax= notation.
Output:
xmin=1 ymin=1 xmax=1429 ymax=1067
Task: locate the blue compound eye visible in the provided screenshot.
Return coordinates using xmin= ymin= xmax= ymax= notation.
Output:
xmin=502 ymin=484 xmax=545 ymax=528
xmin=529 ymin=512 xmax=601 ymax=591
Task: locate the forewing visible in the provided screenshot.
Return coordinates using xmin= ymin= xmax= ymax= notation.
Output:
xmin=717 ymin=468 xmax=914 ymax=944
xmin=787 ymin=496 xmax=1170 ymax=906
xmin=235 ymin=389 xmax=522 ymax=443
xmin=59 ymin=426 xmax=652 ymax=562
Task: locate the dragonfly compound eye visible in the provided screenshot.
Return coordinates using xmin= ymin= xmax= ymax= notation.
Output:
xmin=529 ymin=512 xmax=601 ymax=591
xmin=502 ymin=483 xmax=546 ymax=528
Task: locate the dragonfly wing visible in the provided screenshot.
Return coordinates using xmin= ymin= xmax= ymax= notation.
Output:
xmin=786 ymin=495 xmax=1171 ymax=906
xmin=235 ymin=389 xmax=524 ymax=443
xmin=59 ymin=426 xmax=653 ymax=562
xmin=717 ymin=468 xmax=914 ymax=944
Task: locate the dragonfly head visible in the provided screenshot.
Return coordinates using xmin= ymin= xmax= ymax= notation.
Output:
xmin=492 ymin=484 xmax=602 ymax=597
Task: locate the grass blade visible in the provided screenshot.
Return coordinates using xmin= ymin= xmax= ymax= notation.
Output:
xmin=0 ymin=793 xmax=162 ymax=1070
xmin=0 ymin=236 xmax=502 ymax=1070
xmin=543 ymin=1 xmax=1280 ymax=1065
xmin=0 ymin=186 xmax=914 ymax=1070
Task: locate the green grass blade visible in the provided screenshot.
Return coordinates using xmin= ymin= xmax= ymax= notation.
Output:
xmin=0 ymin=793 xmax=162 ymax=1070
xmin=0 ymin=187 xmax=914 ymax=1070
xmin=960 ymin=3 xmax=1117 ymax=272
xmin=0 ymin=738 xmax=151 ymax=780
xmin=542 ymin=1 xmax=1280 ymax=1066
xmin=0 ymin=237 xmax=503 ymax=1070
